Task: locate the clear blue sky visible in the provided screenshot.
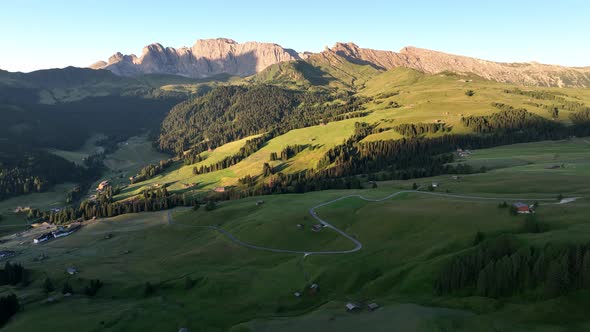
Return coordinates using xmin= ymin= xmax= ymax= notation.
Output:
xmin=1 ymin=0 xmax=588 ymax=72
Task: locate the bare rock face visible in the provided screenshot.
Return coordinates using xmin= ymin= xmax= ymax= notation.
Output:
xmin=91 ymin=38 xmax=590 ymax=87
xmin=324 ymin=43 xmax=590 ymax=88
xmin=92 ymin=38 xmax=301 ymax=78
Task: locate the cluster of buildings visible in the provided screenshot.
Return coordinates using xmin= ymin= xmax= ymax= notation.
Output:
xmin=33 ymin=223 xmax=82 ymax=244
xmin=345 ymin=302 xmax=380 ymax=312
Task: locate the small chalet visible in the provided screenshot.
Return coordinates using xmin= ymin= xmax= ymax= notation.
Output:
xmin=312 ymin=224 xmax=323 ymax=232
xmin=214 ymin=187 xmax=226 ymax=193
xmin=67 ymin=267 xmax=78 ymax=275
xmin=256 ymin=200 xmax=265 ymax=206
xmin=33 ymin=232 xmax=54 ymax=244
xmin=346 ymin=302 xmax=361 ymax=312
xmin=294 ymin=292 xmax=301 ymax=297
xmin=431 ymin=182 xmax=439 ymax=188
xmin=513 ymin=202 xmax=532 ymax=214
xmin=367 ymin=303 xmax=380 ymax=311
xmin=309 ymin=283 xmax=319 ymax=294
xmin=96 ymin=180 xmax=110 ymax=191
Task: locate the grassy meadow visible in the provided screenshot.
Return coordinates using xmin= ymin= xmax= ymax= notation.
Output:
xmin=2 ymin=138 xmax=590 ymax=331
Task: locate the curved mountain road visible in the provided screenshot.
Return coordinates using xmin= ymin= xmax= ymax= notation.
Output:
xmin=170 ymin=190 xmax=576 ymax=257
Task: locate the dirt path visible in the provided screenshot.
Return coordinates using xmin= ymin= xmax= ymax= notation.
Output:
xmin=171 ymin=190 xmax=576 ymax=257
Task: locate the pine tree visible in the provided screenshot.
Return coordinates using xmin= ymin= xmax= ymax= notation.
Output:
xmin=62 ymin=282 xmax=73 ymax=294
xmin=582 ymin=250 xmax=590 ymax=288
xmin=43 ymin=277 xmax=55 ymax=293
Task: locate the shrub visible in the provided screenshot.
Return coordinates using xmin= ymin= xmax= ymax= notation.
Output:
xmin=84 ymin=279 xmax=103 ymax=296
xmin=144 ymin=282 xmax=155 ymax=296
xmin=205 ymin=201 xmax=216 ymax=211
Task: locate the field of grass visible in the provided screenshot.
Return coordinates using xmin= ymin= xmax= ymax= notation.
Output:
xmin=3 ymin=137 xmax=590 ymax=331
xmin=93 ymin=135 xmax=169 ymax=192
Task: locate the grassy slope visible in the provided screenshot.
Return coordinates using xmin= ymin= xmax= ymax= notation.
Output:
xmin=2 ymin=139 xmax=590 ymax=331
xmin=121 ymin=68 xmax=590 ymax=201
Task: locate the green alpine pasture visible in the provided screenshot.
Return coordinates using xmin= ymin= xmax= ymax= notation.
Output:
xmin=116 ymin=68 xmax=590 ymax=201
xmin=2 ymin=139 xmax=590 ymax=331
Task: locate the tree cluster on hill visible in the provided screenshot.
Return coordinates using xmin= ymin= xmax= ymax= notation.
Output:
xmin=130 ymin=159 xmax=173 ymax=184
xmin=65 ymin=185 xmax=85 ymax=204
xmin=158 ymin=85 xmax=370 ymax=160
xmin=392 ymin=123 xmax=449 ymax=137
xmin=435 ymin=236 xmax=590 ymax=299
xmin=0 ymin=262 xmax=26 ymax=286
xmin=270 ymin=144 xmax=309 ymax=161
xmin=461 ymin=105 xmax=562 ymax=134
xmin=570 ymin=109 xmax=590 ymax=125
xmin=29 ymin=187 xmax=194 ymax=224
xmin=84 ymin=279 xmax=103 ymax=296
xmin=0 ymin=150 xmax=95 ymax=201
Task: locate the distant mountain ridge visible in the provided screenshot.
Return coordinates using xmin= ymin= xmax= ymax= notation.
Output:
xmin=327 ymin=42 xmax=590 ymax=88
xmin=91 ymin=38 xmax=590 ymax=88
xmin=91 ymin=38 xmax=301 ymax=78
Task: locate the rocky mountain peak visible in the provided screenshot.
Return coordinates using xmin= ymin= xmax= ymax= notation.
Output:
xmin=92 ymin=38 xmax=300 ymax=78
xmin=89 ymin=38 xmax=589 ymax=87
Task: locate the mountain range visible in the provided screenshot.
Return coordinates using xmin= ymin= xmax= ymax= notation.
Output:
xmin=91 ymin=38 xmax=590 ymax=88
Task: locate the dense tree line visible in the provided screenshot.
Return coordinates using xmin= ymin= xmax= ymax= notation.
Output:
xmin=29 ymin=188 xmax=195 ymax=224
xmin=158 ymin=85 xmax=370 ymax=158
xmin=570 ymin=109 xmax=590 ymax=124
xmin=0 ymin=262 xmax=26 ymax=286
xmin=461 ymin=106 xmax=561 ymax=134
xmin=0 ymin=150 xmax=95 ymax=201
xmin=183 ymin=149 xmax=207 ymax=165
xmin=130 ymin=159 xmax=173 ymax=184
xmin=435 ymin=235 xmax=590 ymax=299
xmin=0 ymin=294 xmax=19 ymax=327
xmin=327 ymin=110 xmax=372 ymax=122
xmin=392 ymin=123 xmax=449 ymax=136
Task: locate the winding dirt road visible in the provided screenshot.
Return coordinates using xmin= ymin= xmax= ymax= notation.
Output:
xmin=171 ymin=190 xmax=574 ymax=256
